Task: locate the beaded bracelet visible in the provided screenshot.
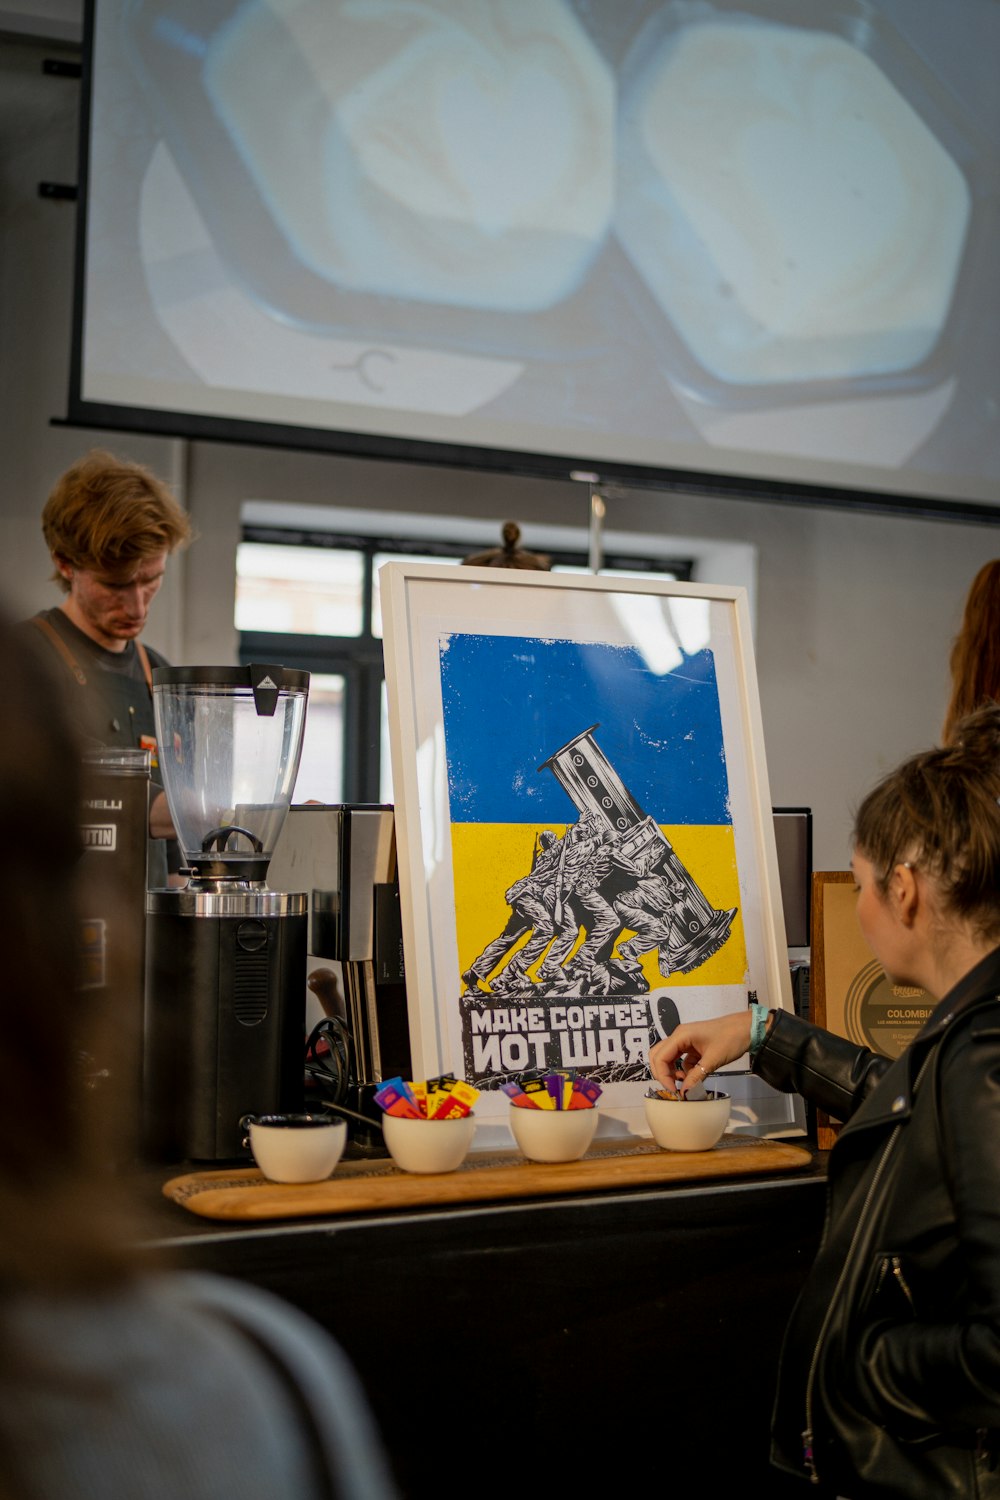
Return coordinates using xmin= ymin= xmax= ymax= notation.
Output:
xmin=749 ymin=1002 xmax=771 ymax=1056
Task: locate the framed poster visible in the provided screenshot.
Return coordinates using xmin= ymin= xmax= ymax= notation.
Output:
xmin=381 ymin=564 xmax=797 ymax=1144
xmin=810 ymin=870 xmax=935 ymax=1146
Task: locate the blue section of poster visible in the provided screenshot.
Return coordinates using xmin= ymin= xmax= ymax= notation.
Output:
xmin=440 ymin=633 xmax=730 ymax=826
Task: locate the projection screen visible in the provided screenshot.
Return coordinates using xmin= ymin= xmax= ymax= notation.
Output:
xmin=69 ymin=0 xmax=1000 ymax=512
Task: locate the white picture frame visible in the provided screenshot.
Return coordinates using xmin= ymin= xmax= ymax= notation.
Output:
xmin=381 ymin=563 xmax=802 ymax=1145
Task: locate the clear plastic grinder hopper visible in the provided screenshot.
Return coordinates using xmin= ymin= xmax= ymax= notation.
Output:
xmin=152 ymin=665 xmax=310 ymax=886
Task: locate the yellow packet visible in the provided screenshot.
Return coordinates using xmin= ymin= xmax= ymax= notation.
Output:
xmin=410 ymin=1079 xmax=429 ymax=1117
xmin=520 ymin=1076 xmax=556 ymax=1109
xmin=424 ymin=1072 xmax=458 ymax=1119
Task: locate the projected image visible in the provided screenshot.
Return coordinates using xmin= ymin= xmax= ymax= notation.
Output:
xmin=80 ymin=0 xmax=1000 ymax=505
xmin=616 ymin=15 xmax=970 ymax=389
xmin=202 ymin=0 xmax=615 ymax=314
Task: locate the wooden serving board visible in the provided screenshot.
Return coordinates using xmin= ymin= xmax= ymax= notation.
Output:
xmin=163 ymin=1133 xmax=813 ymax=1221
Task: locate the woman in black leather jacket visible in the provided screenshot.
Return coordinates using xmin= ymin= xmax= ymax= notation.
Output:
xmin=649 ymin=705 xmax=1000 ymax=1500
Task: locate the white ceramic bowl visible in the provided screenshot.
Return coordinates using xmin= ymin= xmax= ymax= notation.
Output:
xmin=242 ymin=1113 xmax=347 ymax=1183
xmin=509 ymin=1104 xmax=599 ymax=1163
xmin=382 ymin=1112 xmax=476 ymax=1174
xmin=643 ymin=1091 xmax=731 ymax=1152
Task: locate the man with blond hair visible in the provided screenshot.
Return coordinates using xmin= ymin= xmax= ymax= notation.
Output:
xmin=26 ymin=449 xmax=192 ymax=884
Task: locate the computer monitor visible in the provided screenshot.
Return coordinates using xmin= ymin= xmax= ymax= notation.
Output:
xmin=772 ymin=807 xmax=813 ymax=949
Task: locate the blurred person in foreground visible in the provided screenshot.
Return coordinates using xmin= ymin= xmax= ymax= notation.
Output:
xmin=942 ymin=557 xmax=1000 ymax=745
xmin=650 ymin=705 xmax=1000 ymax=1499
xmin=0 ymin=609 xmax=396 ymax=1500
xmin=26 ymin=448 xmax=192 ymax=886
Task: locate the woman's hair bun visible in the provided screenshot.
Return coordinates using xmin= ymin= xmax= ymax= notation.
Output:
xmin=853 ymin=699 xmax=1000 ymax=942
xmin=949 ymin=701 xmax=1000 ymax=768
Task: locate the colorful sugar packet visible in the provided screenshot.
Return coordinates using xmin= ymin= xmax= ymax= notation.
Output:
xmin=502 ymin=1069 xmax=602 ymax=1111
xmin=373 ymin=1073 xmax=480 ymax=1120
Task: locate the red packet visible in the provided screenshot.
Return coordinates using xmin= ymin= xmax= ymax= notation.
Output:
xmin=431 ymin=1079 xmax=480 ymax=1119
xmin=568 ymin=1077 xmax=603 ymax=1109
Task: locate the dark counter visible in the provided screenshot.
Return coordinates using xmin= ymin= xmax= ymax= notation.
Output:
xmin=134 ymin=1156 xmax=828 ymax=1497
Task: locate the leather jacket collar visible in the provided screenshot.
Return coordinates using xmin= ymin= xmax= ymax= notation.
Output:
xmin=837 ymin=946 xmax=1000 ymax=1139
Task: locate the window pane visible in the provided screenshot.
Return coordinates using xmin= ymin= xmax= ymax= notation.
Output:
xmin=236 ymin=543 xmax=364 ymax=636
xmin=371 ymin=551 xmax=460 ymax=639
xmin=293 ymin=673 xmax=346 ymax=802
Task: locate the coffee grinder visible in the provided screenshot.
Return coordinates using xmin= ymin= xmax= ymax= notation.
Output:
xmin=144 ymin=664 xmax=310 ymax=1162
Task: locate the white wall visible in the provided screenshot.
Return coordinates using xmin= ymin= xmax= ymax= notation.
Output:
xmin=2 ymin=30 xmax=996 ymax=874
xmin=0 ymin=0 xmax=82 ymax=43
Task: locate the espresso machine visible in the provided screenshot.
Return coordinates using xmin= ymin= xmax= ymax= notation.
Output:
xmin=144 ymin=664 xmax=310 ymax=1162
xmin=268 ymin=803 xmax=409 ymax=1143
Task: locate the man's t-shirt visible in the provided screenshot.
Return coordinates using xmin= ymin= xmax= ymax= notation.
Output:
xmin=25 ymin=609 xmax=176 ymax=886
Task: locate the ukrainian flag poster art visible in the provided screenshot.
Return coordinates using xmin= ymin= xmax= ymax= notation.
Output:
xmin=381 ymin=565 xmax=792 ymax=1136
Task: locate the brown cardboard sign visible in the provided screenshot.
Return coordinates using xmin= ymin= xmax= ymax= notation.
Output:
xmin=810 ymin=871 xmax=934 ymax=1146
